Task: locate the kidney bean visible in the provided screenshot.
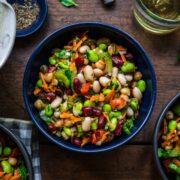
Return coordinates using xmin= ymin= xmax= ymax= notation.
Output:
xmin=73 ymin=137 xmax=82 ymax=146
xmin=48 ymin=123 xmax=57 ymax=132
xmin=10 ymin=148 xmax=21 ymax=158
xmin=66 ymin=88 xmax=73 ymax=95
xmin=114 ymin=120 xmax=124 ymax=136
xmin=112 ymin=56 xmax=124 ymax=67
xmin=73 ymin=78 xmax=82 ymax=94
xmin=125 ymin=53 xmax=134 ymax=60
xmin=98 ymin=114 xmax=106 ymax=129
xmin=39 ymin=93 xmax=56 ymax=102
xmin=48 ymin=65 xmax=56 ymax=73
xmin=82 ymin=107 xmax=93 ymax=116
xmin=92 ymin=108 xmax=102 ymax=116
xmin=77 ymin=66 xmax=85 ymax=74
xmin=75 ymin=56 xmax=84 ymax=67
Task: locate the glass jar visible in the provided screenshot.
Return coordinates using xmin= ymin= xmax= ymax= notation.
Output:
xmin=133 ymin=0 xmax=180 ymax=35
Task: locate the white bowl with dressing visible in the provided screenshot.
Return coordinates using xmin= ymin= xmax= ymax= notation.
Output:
xmin=0 ymin=0 xmax=16 ymax=68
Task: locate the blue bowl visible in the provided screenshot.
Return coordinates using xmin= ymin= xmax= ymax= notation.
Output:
xmin=154 ymin=93 xmax=180 ymax=180
xmin=23 ymin=22 xmax=156 ymax=153
xmin=7 ymin=0 xmax=48 ymax=38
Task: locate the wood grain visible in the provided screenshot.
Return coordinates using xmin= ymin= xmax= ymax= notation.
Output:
xmin=0 ymin=0 xmax=179 ymax=178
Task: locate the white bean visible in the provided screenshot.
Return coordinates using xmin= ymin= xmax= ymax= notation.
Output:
xmin=95 ymin=60 xmax=105 ymax=70
xmin=79 ymin=45 xmax=90 ymax=54
xmin=55 ymin=120 xmax=64 ymax=128
xmin=54 ymin=111 xmax=60 ymax=118
xmin=82 ymin=117 xmax=92 ymax=132
xmin=77 ymin=73 xmax=86 ymax=83
xmin=93 ymin=81 xmax=101 ymax=93
xmin=51 ymin=78 xmax=58 ymax=86
xmin=120 ymin=94 xmax=129 ymax=102
xmin=99 ymin=76 xmax=110 ymax=87
xmin=121 ymin=88 xmax=130 ymax=96
xmin=112 ymin=67 xmax=118 ymax=78
xmin=127 ymin=107 xmax=134 ymax=117
xmin=132 ymin=87 xmax=142 ymax=101
xmin=93 ymin=69 xmax=103 ymax=77
xmin=118 ymin=73 xmax=127 ymax=85
xmin=51 ymin=96 xmax=62 ymax=109
xmin=84 ymin=65 xmax=94 ymax=82
xmin=125 ymin=74 xmax=133 ymax=82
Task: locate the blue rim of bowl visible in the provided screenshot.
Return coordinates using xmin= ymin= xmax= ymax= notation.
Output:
xmin=16 ymin=0 xmax=48 ymax=38
xmin=23 ymin=22 xmax=157 ymax=153
xmin=0 ymin=124 xmax=34 ymax=180
xmin=153 ymin=93 xmax=180 ymax=180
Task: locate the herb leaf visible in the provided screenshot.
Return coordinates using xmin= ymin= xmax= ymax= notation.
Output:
xmin=18 ymin=164 xmax=28 ymax=180
xmin=60 ymin=0 xmax=78 ymax=7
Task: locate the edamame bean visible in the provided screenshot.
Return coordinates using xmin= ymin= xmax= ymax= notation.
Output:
xmin=109 ymin=111 xmax=121 ymax=119
xmin=36 ymin=79 xmax=43 ymax=87
xmin=87 ymin=50 xmax=99 ymax=62
xmin=45 ymin=105 xmax=54 ymax=117
xmin=63 ymin=127 xmax=72 ymax=137
xmin=121 ymin=62 xmax=135 ymax=73
xmin=1 ymin=160 xmax=13 ymax=173
xmin=103 ymin=89 xmax=111 ymax=95
xmin=49 ymin=57 xmax=57 ymax=65
xmin=91 ymin=121 xmax=98 ymax=130
xmin=109 ymin=118 xmax=117 ymax=132
xmin=168 ymin=120 xmax=177 ymax=131
xmin=103 ymin=104 xmax=111 ymax=112
xmin=130 ymin=98 xmax=139 ymax=111
xmin=84 ymin=100 xmax=95 ymax=107
xmin=137 ymin=80 xmax=146 ymax=92
xmin=73 ymin=102 xmax=83 ymax=116
xmin=98 ymin=44 xmax=107 ymax=51
xmin=3 ymin=147 xmax=12 ymax=156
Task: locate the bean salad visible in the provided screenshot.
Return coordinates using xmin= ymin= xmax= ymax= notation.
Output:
xmin=33 ymin=32 xmax=146 ymax=147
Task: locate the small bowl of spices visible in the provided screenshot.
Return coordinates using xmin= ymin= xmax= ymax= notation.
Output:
xmin=8 ymin=0 xmax=48 ymax=37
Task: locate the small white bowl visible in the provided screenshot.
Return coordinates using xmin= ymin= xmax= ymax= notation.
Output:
xmin=0 ymin=0 xmax=16 ymax=68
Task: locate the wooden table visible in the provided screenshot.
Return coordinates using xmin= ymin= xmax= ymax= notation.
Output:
xmin=0 ymin=0 xmax=180 ymax=179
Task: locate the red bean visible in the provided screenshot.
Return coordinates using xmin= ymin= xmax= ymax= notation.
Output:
xmin=114 ymin=120 xmax=124 ymax=136
xmin=125 ymin=53 xmax=134 ymax=60
xmin=92 ymin=108 xmax=102 ymax=116
xmin=82 ymin=107 xmax=93 ymax=116
xmin=98 ymin=114 xmax=106 ymax=129
xmin=66 ymin=88 xmax=73 ymax=95
xmin=48 ymin=123 xmax=57 ymax=132
xmin=112 ymin=56 xmax=124 ymax=67
xmin=39 ymin=93 xmax=56 ymax=102
xmin=75 ymin=56 xmax=84 ymax=67
xmin=73 ymin=78 xmax=82 ymax=94
xmin=73 ymin=137 xmax=82 ymax=146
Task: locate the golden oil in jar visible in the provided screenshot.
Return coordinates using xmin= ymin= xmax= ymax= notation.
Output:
xmin=134 ymin=0 xmax=180 ymax=34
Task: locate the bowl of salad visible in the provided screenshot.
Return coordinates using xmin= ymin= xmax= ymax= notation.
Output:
xmin=0 ymin=124 xmax=33 ymax=180
xmin=23 ymin=22 xmax=156 ymax=153
xmin=154 ymin=93 xmax=180 ymax=180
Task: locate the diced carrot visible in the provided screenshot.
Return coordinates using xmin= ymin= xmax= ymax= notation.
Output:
xmin=73 ymin=36 xmax=88 ymax=51
xmin=99 ymin=93 xmax=105 ymax=102
xmin=33 ymin=88 xmax=42 ymax=96
xmin=0 ymin=172 xmax=5 ymax=177
xmin=69 ymin=62 xmax=76 ymax=71
xmin=81 ymin=137 xmax=91 ymax=147
xmin=120 ymin=53 xmax=127 ymax=62
xmin=10 ymin=175 xmax=21 ymax=180
xmin=172 ymin=159 xmax=180 ymax=166
xmin=90 ymin=95 xmax=99 ymax=102
xmin=105 ymin=89 xmax=115 ymax=102
xmin=64 ymin=45 xmax=73 ymax=50
xmin=81 ymin=83 xmax=90 ymax=96
xmin=4 ymin=173 xmax=12 ymax=180
xmin=110 ymin=97 xmax=126 ymax=110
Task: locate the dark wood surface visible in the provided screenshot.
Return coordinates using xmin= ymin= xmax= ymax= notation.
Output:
xmin=0 ymin=0 xmax=179 ymax=179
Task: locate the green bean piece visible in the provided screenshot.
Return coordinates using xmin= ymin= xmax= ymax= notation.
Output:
xmin=55 ymin=70 xmax=70 ymax=88
xmin=130 ymin=98 xmax=139 ymax=111
xmin=63 ymin=127 xmax=72 ymax=137
xmin=3 ymin=147 xmax=12 ymax=156
xmin=49 ymin=57 xmax=57 ymax=65
xmin=57 ymin=50 xmax=70 ymax=59
xmin=91 ymin=120 xmax=98 ymax=130
xmin=121 ymin=62 xmax=135 ymax=73
xmin=168 ymin=120 xmax=177 ymax=131
xmin=98 ymin=43 xmax=107 ymax=51
xmin=109 ymin=111 xmax=121 ymax=119
xmin=84 ymin=100 xmax=95 ymax=107
xmin=1 ymin=160 xmax=13 ymax=173
xmin=77 ymin=125 xmax=83 ymax=138
xmin=45 ymin=105 xmax=54 ymax=117
xmin=103 ymin=104 xmax=111 ymax=113
xmin=169 ymin=163 xmax=180 ymax=174
xmin=137 ymin=80 xmax=146 ymax=92
xmin=87 ymin=50 xmax=99 ymax=62
xmin=109 ymin=118 xmax=117 ymax=132
xmin=104 ymin=55 xmax=113 ymax=73
xmin=111 ymin=79 xmax=120 ymax=90
xmin=173 ymin=101 xmax=180 ymax=115
xmin=123 ymin=119 xmax=134 ymax=135
xmin=158 ymin=148 xmax=180 ymax=158
xmin=58 ymin=62 xmax=69 ymax=70
xmin=36 ymin=79 xmax=43 ymax=88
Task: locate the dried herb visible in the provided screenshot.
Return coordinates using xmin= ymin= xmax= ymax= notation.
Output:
xmin=59 ymin=0 xmax=78 ymax=7
xmin=12 ymin=0 xmax=40 ymax=30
